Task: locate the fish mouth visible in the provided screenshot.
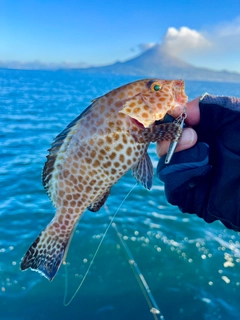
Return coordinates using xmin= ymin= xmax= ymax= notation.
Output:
xmin=173 ymin=93 xmax=188 ymax=116
xmin=162 ymin=93 xmax=188 ymax=121
xmin=177 ymin=94 xmax=188 ymax=105
xmin=131 ymin=118 xmax=145 ymax=128
xmin=174 ymin=80 xmax=188 ymax=106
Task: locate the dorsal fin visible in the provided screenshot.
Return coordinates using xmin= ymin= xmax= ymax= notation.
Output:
xmin=42 ymin=104 xmax=93 ymax=204
xmin=91 ymin=95 xmax=102 ymax=103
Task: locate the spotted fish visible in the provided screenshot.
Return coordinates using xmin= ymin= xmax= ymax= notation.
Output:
xmin=20 ymin=79 xmax=188 ymax=280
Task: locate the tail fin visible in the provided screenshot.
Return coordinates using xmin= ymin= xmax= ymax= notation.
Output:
xmin=21 ymin=224 xmax=71 ymax=281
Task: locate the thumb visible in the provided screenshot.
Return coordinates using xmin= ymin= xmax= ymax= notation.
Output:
xmin=156 ymin=128 xmax=197 ymax=157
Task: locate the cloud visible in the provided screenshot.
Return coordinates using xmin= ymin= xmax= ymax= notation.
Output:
xmin=214 ymin=16 xmax=240 ymax=37
xmin=136 ymin=27 xmax=211 ymax=57
xmin=130 ymin=42 xmax=156 ymax=54
xmin=208 ymin=16 xmax=240 ymax=55
xmin=0 ymin=60 xmax=90 ymax=70
xmin=159 ymin=22 xmax=240 ymax=72
xmin=2 ymin=18 xmax=240 ymax=72
xmin=138 ymin=42 xmax=156 ymax=52
xmin=161 ymin=26 xmax=211 ymax=56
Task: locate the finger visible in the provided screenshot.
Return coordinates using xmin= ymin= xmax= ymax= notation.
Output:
xmin=167 ymin=104 xmax=185 ymax=118
xmin=156 ymin=128 xmax=198 ymax=157
xmin=168 ymin=96 xmax=201 ymax=126
xmin=185 ymin=96 xmax=201 ymax=126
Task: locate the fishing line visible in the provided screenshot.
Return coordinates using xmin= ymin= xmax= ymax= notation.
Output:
xmin=63 ymin=182 xmax=138 ymax=306
xmin=105 ymin=207 xmax=165 ymax=320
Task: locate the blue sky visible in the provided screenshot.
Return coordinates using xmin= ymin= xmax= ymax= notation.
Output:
xmin=1 ymin=0 xmax=240 ymax=72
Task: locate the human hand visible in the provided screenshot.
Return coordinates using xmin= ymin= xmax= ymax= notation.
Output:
xmin=157 ymin=93 xmax=240 ymax=231
xmin=156 ymin=97 xmax=201 ymax=157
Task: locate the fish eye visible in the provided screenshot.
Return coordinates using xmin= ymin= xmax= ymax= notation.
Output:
xmin=153 ymin=84 xmax=161 ymax=91
xmin=150 ymin=82 xmax=162 ymax=92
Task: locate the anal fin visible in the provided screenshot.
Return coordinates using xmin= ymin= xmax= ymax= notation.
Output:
xmin=88 ymin=188 xmax=111 ymax=212
xmin=132 ymin=152 xmax=153 ymax=190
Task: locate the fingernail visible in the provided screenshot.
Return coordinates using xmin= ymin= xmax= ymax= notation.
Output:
xmin=179 ymin=128 xmax=195 ymax=146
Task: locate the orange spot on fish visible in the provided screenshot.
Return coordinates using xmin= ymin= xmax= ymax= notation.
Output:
xmin=119 ymin=154 xmax=125 ymax=162
xmin=109 ymin=152 xmax=116 ymax=160
xmin=106 ymin=136 xmax=113 ymax=144
xmin=86 ymin=186 xmax=92 ymax=193
xmin=126 ymin=147 xmax=132 ymax=156
xmin=114 ymin=143 xmax=124 ymax=151
xmin=118 ymin=92 xmax=125 ymax=99
xmin=90 ymin=150 xmax=96 ymax=158
xmin=100 ymin=105 xmax=105 ymax=113
xmin=115 ymin=101 xmax=122 ymax=108
xmin=114 ymin=162 xmax=120 ymax=168
xmin=103 ymin=161 xmax=111 ymax=168
xmin=134 ymin=107 xmax=140 ymax=113
xmin=93 ymin=159 xmax=101 ymax=167
xmin=89 ymin=179 xmax=97 ymax=186
xmin=70 ymin=201 xmax=76 ymax=207
xmin=85 ymin=158 xmax=92 ymax=164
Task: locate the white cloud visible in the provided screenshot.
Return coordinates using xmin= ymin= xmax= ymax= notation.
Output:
xmin=161 ymin=26 xmax=211 ymax=55
xmin=159 ymin=21 xmax=240 ymax=72
xmin=136 ymin=27 xmax=212 ymax=57
xmin=138 ymin=42 xmax=156 ymax=52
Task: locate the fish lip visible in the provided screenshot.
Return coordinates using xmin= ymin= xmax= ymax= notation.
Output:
xmin=173 ymin=92 xmax=188 ymax=110
xmin=174 ymin=79 xmax=188 ymax=105
xmin=180 ymin=95 xmax=188 ymax=104
xmin=176 ymin=96 xmax=188 ymax=108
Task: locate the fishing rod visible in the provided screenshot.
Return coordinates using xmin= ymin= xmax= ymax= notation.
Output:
xmin=104 ymin=201 xmax=164 ymax=320
xmin=111 ymin=222 xmax=165 ymax=320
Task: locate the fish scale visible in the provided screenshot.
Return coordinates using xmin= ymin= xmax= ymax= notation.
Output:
xmin=20 ymin=78 xmax=188 ymax=280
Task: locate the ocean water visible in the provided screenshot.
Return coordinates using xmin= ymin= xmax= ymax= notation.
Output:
xmin=1 ymin=69 xmax=240 ymax=320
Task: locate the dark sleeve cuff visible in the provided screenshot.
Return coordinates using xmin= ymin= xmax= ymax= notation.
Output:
xmin=157 ymin=142 xmax=213 ymax=220
xmin=196 ymin=94 xmax=240 ymax=147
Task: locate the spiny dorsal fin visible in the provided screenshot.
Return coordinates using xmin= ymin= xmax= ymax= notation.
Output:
xmin=91 ymin=95 xmax=102 ymax=103
xmin=88 ymin=188 xmax=111 ymax=212
xmin=131 ymin=152 xmax=154 ymax=190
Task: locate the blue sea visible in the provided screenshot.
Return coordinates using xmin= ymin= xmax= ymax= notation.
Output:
xmin=1 ymin=69 xmax=240 ymax=320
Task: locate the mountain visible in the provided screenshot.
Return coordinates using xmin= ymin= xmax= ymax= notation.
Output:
xmin=78 ymin=44 xmax=240 ymax=82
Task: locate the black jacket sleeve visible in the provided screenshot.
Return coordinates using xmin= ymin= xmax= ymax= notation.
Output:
xmin=157 ymin=94 xmax=240 ymax=231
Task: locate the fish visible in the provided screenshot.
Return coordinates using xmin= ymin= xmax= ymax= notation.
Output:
xmin=20 ymin=78 xmax=188 ymax=280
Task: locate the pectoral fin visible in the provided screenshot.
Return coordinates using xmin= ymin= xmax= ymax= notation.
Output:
xmin=132 ymin=152 xmax=154 ymax=190
xmin=88 ymin=188 xmax=111 ymax=212
xmin=140 ymin=122 xmax=182 ymax=143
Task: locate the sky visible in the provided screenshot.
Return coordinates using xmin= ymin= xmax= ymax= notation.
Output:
xmin=1 ymin=0 xmax=240 ymax=72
